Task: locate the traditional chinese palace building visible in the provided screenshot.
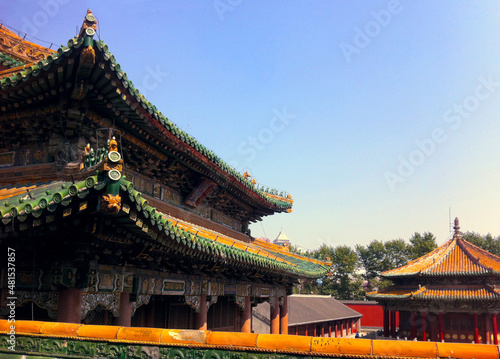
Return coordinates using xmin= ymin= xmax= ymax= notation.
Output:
xmin=368 ymin=218 xmax=500 ymax=344
xmin=0 ymin=11 xmax=330 ymax=334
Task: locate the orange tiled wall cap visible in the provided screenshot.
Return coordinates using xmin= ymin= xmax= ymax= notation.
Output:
xmin=1 ymin=320 xmax=500 ymax=358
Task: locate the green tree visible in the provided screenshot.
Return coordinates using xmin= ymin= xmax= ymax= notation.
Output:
xmin=409 ymin=232 xmax=437 ymax=260
xmin=319 ymin=245 xmax=363 ymax=300
xmin=356 ymin=240 xmax=389 ymax=290
xmin=293 ymin=244 xmax=335 ymax=294
xmin=356 ymin=239 xmax=411 ymax=292
xmin=313 ymin=243 xmax=335 ymax=261
xmin=385 ymin=238 xmax=412 ymax=268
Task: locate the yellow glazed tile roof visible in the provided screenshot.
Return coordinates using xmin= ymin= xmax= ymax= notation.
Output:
xmin=368 ymin=284 xmax=500 ymax=301
xmin=0 ymin=184 xmax=39 ymax=200
xmin=0 ymin=26 xmax=55 ymax=74
xmin=382 ymin=219 xmax=500 ymax=278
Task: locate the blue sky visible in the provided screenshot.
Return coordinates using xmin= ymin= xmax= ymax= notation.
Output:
xmin=3 ymin=1 xmax=500 ymax=249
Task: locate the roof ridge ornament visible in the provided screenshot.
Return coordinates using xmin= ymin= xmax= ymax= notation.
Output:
xmin=453 ymin=217 xmax=461 ymax=239
xmin=78 ymin=9 xmax=97 ymax=41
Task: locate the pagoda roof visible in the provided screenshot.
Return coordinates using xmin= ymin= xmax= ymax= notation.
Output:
xmin=381 ymin=218 xmax=500 ymax=278
xmin=0 ymin=177 xmax=328 ymax=280
xmin=367 ymin=284 xmax=500 ymax=301
xmin=0 ymin=11 xmax=292 ymax=217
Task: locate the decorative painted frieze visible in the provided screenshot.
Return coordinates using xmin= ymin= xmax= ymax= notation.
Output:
xmin=131 ymin=294 xmax=151 ymax=317
xmin=81 ymin=293 xmax=120 ymax=318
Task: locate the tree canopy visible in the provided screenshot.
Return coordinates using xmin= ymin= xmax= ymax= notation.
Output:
xmin=295 ymin=232 xmax=438 ymax=299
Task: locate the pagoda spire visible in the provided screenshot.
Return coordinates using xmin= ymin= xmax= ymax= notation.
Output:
xmin=453 ymin=217 xmax=461 ymax=240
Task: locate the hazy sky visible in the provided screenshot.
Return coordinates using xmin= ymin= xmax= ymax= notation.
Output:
xmin=3 ymin=1 xmax=500 ymax=250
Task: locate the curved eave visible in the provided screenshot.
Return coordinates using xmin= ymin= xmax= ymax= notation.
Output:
xmin=0 ymin=176 xmax=325 ymax=280
xmin=0 ymin=35 xmax=292 ymax=214
xmin=366 ymin=293 xmax=412 ymax=300
xmin=368 ymin=294 xmax=500 ymax=301
xmin=124 ymin=178 xmax=330 ymax=277
xmin=382 ymin=271 xmax=500 ymax=279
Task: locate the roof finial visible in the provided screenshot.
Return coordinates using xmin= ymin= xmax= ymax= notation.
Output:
xmin=453 ymin=217 xmax=460 ymax=236
xmin=78 ymin=9 xmax=97 ymax=39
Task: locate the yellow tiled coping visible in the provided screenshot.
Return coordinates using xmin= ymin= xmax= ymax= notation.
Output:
xmin=2 ymin=320 xmax=500 ymax=358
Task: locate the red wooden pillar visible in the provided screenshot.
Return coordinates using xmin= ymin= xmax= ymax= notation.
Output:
xmin=240 ymin=296 xmax=252 ymax=333
xmin=390 ymin=310 xmax=397 ymax=338
xmin=383 ymin=309 xmax=390 ymax=337
xmin=115 ymin=292 xmax=132 ymax=327
xmin=57 ymin=288 xmax=82 ymax=324
xmin=411 ymin=312 xmax=416 ymax=340
xmin=295 ymin=326 xmax=298 ymax=335
xmin=321 ymin=325 xmax=325 ymax=337
xmin=328 ymin=323 xmax=332 ymax=337
xmin=474 ymin=313 xmax=479 ymax=343
xmin=439 ymin=313 xmax=444 ymax=342
xmin=194 ymin=295 xmax=207 ymax=330
xmin=271 ymin=297 xmax=280 ymax=334
xmin=492 ymin=314 xmax=498 ymax=345
xmin=335 ymin=321 xmax=339 ymax=337
xmin=422 ymin=312 xmax=427 ymax=341
xmin=305 ymin=325 xmax=308 ymax=336
xmin=484 ymin=313 xmax=491 ymax=344
xmin=280 ymin=296 xmax=288 ymax=335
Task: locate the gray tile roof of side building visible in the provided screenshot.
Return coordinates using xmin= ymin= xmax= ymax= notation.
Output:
xmin=288 ymin=295 xmax=362 ymax=326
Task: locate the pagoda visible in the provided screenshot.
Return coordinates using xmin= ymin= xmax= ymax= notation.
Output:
xmin=0 ymin=11 xmax=330 ymax=333
xmin=273 ymin=228 xmax=291 ymax=247
xmin=368 ymin=218 xmax=500 ymax=344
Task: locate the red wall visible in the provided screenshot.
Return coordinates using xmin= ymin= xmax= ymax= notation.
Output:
xmin=342 ymin=302 xmax=385 ymax=328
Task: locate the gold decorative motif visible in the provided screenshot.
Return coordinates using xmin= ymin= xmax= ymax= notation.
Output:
xmin=81 ymin=45 xmax=95 ymax=63
xmin=101 ymin=193 xmax=121 ymax=214
xmin=0 ymin=27 xmax=54 ymax=64
xmin=103 ymin=136 xmax=123 ymax=172
xmin=80 ymin=144 xmax=91 ymax=170
xmin=109 ymin=137 xmax=118 ymax=152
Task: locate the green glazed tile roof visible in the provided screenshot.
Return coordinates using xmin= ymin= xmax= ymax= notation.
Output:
xmin=0 ymin=33 xmax=292 ymax=212
xmin=0 ymin=177 xmax=327 ymax=279
xmin=0 ymin=52 xmax=25 ymax=69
